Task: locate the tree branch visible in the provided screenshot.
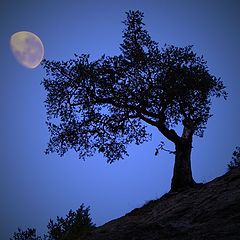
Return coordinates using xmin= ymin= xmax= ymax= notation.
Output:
xmin=94 ymin=96 xmax=160 ymax=119
xmin=137 ymin=113 xmax=159 ymax=126
xmin=73 ymin=94 xmax=180 ymax=144
xmin=157 ymin=120 xmax=180 ymax=144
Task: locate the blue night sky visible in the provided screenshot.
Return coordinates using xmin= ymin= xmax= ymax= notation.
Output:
xmin=1 ymin=1 xmax=239 ymax=239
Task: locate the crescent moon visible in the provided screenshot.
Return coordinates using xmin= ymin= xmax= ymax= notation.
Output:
xmin=10 ymin=31 xmax=44 ymax=69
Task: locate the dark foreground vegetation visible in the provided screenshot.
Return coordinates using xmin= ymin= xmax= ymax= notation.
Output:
xmin=10 ymin=204 xmax=95 ymax=240
xmin=228 ymin=146 xmax=240 ymax=170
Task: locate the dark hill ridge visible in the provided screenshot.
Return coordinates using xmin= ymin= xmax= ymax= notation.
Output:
xmin=81 ymin=167 xmax=240 ymax=240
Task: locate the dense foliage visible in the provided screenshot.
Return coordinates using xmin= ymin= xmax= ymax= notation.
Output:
xmin=47 ymin=204 xmax=95 ymax=240
xmin=42 ymin=10 xmax=227 ymax=163
xmin=10 ymin=204 xmax=95 ymax=240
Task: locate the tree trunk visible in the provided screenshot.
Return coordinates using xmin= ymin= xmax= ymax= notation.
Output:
xmin=170 ymin=137 xmax=196 ymax=192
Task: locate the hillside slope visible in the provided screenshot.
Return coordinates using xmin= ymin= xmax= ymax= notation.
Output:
xmin=82 ymin=167 xmax=240 ymax=240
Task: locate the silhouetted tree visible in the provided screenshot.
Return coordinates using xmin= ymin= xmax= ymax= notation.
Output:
xmin=228 ymin=146 xmax=240 ymax=170
xmin=42 ymin=10 xmax=227 ymax=192
xmin=10 ymin=228 xmax=43 ymax=240
xmin=47 ymin=204 xmax=95 ymax=240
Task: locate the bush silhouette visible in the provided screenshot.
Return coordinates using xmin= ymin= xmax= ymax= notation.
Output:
xmin=10 ymin=204 xmax=95 ymax=240
xmin=228 ymin=146 xmax=240 ymax=170
xmin=10 ymin=228 xmax=43 ymax=240
xmin=47 ymin=204 xmax=95 ymax=240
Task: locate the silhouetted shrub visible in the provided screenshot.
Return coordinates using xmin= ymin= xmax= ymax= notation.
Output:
xmin=47 ymin=204 xmax=95 ymax=240
xmin=10 ymin=204 xmax=95 ymax=240
xmin=10 ymin=228 xmax=43 ymax=240
xmin=228 ymin=146 xmax=240 ymax=170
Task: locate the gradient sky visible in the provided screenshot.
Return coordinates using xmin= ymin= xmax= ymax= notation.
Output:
xmin=1 ymin=1 xmax=239 ymax=239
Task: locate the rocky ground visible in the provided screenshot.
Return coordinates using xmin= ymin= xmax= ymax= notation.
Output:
xmin=78 ymin=167 xmax=240 ymax=240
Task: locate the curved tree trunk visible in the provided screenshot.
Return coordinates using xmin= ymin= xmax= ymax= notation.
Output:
xmin=170 ymin=137 xmax=196 ymax=192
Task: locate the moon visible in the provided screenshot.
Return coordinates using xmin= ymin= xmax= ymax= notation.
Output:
xmin=10 ymin=31 xmax=44 ymax=69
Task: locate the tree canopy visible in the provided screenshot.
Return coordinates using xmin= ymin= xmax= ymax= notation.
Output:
xmin=42 ymin=10 xmax=227 ymax=164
